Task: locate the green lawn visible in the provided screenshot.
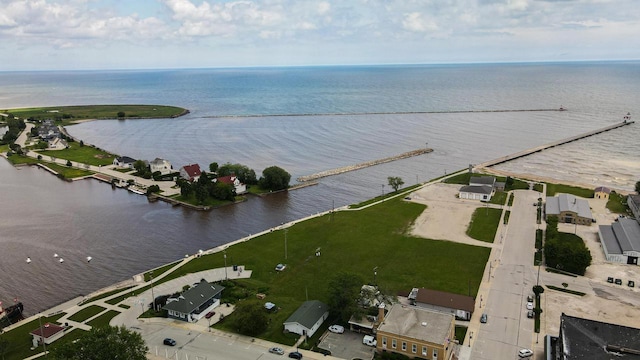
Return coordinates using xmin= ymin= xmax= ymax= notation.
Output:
xmin=6 ymin=105 xmax=187 ymax=122
xmin=503 ymin=211 xmax=511 ymax=224
xmin=82 ymin=286 xmax=136 ymax=304
xmin=349 ymin=184 xmax=421 ymax=209
xmin=5 ymin=153 xmax=38 ymax=165
xmin=86 ymin=310 xmax=120 ymax=328
xmin=38 ymin=142 xmax=116 ymax=166
xmin=545 ymin=183 xmax=594 ymax=198
xmin=507 ymin=193 xmax=514 ymax=207
xmin=43 ymin=162 xmax=93 ymax=178
xmin=455 ymin=326 xmax=468 ymax=343
xmin=466 ymin=207 xmax=502 ymax=242
xmin=0 ymin=313 xmax=65 ymax=360
xmin=606 ymin=191 xmax=630 ymax=214
xmin=489 ymin=191 xmax=507 ymax=205
xmin=67 ymin=305 xmax=105 ymax=322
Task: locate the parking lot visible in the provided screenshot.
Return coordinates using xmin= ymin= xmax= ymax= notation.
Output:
xmin=318 ymin=330 xmax=376 ymax=360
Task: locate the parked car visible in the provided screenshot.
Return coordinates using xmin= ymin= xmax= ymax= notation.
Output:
xmin=363 ymin=335 xmax=377 ymax=347
xmin=328 ymin=325 xmax=345 ymax=334
xmin=269 ymin=347 xmax=285 ymax=355
xmin=607 ymin=277 xmax=614 ymax=283
xmin=527 ymin=295 xmax=534 ymax=302
xmin=205 ymin=311 xmax=215 ymax=319
xmin=480 ymin=313 xmax=488 ymax=323
xmin=526 ymin=302 xmax=534 ymax=310
xmin=275 ymin=263 xmax=286 ymax=271
xmin=288 ymin=351 xmax=303 ymax=359
xmin=527 ymin=310 xmax=534 ymax=318
xmin=163 ymin=338 xmax=176 ymax=346
xmin=518 ymin=348 xmax=533 ymax=358
xmin=615 ymin=278 xmax=622 ymax=285
xmin=629 ymin=280 xmax=635 ymax=288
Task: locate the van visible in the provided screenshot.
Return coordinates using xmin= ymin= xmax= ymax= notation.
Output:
xmin=363 ymin=335 xmax=377 ymax=347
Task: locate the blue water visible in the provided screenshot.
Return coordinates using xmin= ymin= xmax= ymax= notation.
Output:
xmin=1 ymin=62 xmax=639 ymax=313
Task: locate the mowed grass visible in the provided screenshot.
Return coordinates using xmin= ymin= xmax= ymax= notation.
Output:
xmin=86 ymin=310 xmax=120 ymax=328
xmin=546 ymin=183 xmax=594 ymax=198
xmin=466 ymin=207 xmax=502 ymax=242
xmin=7 ymin=105 xmax=186 ymax=121
xmin=0 ymin=313 xmax=65 ymax=360
xmin=43 ymin=162 xmax=93 ymax=178
xmin=67 ymin=305 xmax=105 ymax=322
xmin=162 ymin=198 xmax=491 ymax=343
xmin=38 ymin=142 xmax=116 ymax=166
xmin=606 ymin=191 xmax=630 ymax=214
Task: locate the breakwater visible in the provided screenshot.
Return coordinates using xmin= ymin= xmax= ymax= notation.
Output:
xmin=297 ymin=148 xmax=433 ymax=182
xmin=476 ymin=120 xmax=634 ymax=169
xmin=204 ymin=107 xmax=565 ymax=119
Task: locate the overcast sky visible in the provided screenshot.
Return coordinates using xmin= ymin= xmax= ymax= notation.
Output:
xmin=1 ymin=0 xmax=639 ymax=71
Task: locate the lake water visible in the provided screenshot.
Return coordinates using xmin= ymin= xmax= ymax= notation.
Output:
xmin=0 ymin=62 xmax=638 ymax=314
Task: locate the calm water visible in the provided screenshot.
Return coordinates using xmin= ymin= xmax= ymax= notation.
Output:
xmin=1 ymin=62 xmax=639 ymax=314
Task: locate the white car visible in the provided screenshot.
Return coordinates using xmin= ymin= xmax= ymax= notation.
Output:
xmin=526 ymin=302 xmax=534 ymax=310
xmin=328 ymin=325 xmax=344 ymax=334
xmin=275 ymin=263 xmax=286 ymax=271
xmin=518 ymin=349 xmax=533 ymax=358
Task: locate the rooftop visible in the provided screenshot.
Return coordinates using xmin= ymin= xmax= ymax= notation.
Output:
xmin=377 ymin=304 xmax=454 ymax=345
xmin=545 ymin=193 xmax=593 ymax=219
xmin=559 ymin=313 xmax=640 ymax=359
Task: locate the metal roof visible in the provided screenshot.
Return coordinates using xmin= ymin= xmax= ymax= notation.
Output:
xmin=283 ymin=300 xmax=328 ymax=330
xmin=545 ymin=194 xmax=593 ymax=219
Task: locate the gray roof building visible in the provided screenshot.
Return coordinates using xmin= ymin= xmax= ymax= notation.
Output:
xmin=377 ymin=304 xmax=455 ymax=347
xmin=545 ymin=193 xmax=593 ymax=224
xmin=283 ymin=300 xmax=329 ymax=337
xmin=554 ymin=313 xmax=640 ymax=359
xmin=469 ymin=176 xmax=496 ymax=187
xmin=598 ymin=218 xmax=640 ymax=265
xmin=163 ymin=279 xmax=224 ymax=322
xmin=459 ymin=185 xmax=493 ymax=195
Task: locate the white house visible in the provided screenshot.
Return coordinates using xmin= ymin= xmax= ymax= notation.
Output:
xmin=179 ymin=164 xmax=202 ymax=182
xmin=113 ymin=156 xmax=137 ymax=169
xmin=149 ymin=158 xmax=173 ymax=175
xmin=215 ymin=175 xmax=247 ymax=194
xmin=30 ymin=323 xmax=66 ymax=347
xmin=47 ymin=137 xmax=68 ymax=150
xmin=163 ymin=279 xmax=225 ymax=323
xmin=283 ymin=300 xmax=329 ymax=338
xmin=459 ymin=176 xmax=497 ymax=201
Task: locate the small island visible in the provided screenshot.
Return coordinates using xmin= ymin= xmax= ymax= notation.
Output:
xmin=2 ymin=104 xmax=189 ymax=124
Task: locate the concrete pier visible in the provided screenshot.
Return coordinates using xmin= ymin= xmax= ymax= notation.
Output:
xmin=476 ymin=121 xmax=634 ymax=169
xmin=297 ymin=148 xmax=433 ymax=182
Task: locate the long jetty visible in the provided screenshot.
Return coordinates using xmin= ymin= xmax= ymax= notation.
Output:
xmin=477 ymin=120 xmax=634 ymax=169
xmin=297 ymin=148 xmax=432 ymax=182
xmin=204 ymin=108 xmax=565 ymax=119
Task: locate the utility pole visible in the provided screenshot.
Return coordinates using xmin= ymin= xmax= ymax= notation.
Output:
xmin=223 ymin=250 xmax=228 ymax=281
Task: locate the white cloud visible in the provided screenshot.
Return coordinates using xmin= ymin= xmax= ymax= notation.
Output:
xmin=402 ymin=12 xmax=438 ymax=33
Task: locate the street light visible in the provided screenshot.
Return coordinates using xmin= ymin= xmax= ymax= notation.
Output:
xmin=381 ymin=184 xmax=384 ymax=196
xmin=223 ymin=250 xmax=228 ymax=281
xmin=373 ymin=266 xmax=378 ymax=285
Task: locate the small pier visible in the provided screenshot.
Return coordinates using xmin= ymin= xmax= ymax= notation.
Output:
xmin=477 ymin=120 xmax=634 ymax=169
xmin=297 ymin=148 xmax=432 ymax=182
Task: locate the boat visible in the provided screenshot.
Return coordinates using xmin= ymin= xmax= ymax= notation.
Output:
xmin=0 ymin=302 xmax=25 ymax=328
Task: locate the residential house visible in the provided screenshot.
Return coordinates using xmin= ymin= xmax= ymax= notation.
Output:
xmin=30 ymin=323 xmax=66 ymax=347
xmin=458 ymin=176 xmax=499 ymax=201
xmin=37 ymin=120 xmax=61 ymax=141
xmin=180 ymin=164 xmax=202 ymax=182
xmin=407 ymin=287 xmax=475 ymax=321
xmin=548 ymin=313 xmax=640 ymax=359
xmin=594 ymin=186 xmax=611 ymax=200
xmin=283 ymin=300 xmax=329 ymax=338
xmin=376 ymin=304 xmax=455 ymax=360
xmin=47 ymin=137 xmax=68 ymax=150
xmin=163 ymin=279 xmax=224 ymax=323
xmin=149 ymin=158 xmax=173 ymax=175
xmin=545 ymin=193 xmax=593 ymax=225
xmin=215 ymin=175 xmax=247 ymax=194
xmin=113 ymin=156 xmax=137 ymax=169
xmin=598 ymin=217 xmax=640 ymax=265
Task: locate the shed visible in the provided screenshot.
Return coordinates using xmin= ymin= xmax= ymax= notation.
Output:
xmin=283 ymin=300 xmax=329 ymax=338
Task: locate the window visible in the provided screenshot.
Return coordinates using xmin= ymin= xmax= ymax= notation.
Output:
xmin=382 ymin=337 xmax=387 ymax=348
xmin=402 ymin=342 xmax=407 ymax=351
xmin=433 ymin=349 xmax=438 ymax=359
xmin=412 ymin=344 xmax=417 ymax=353
xmin=422 ymin=346 xmax=427 ymax=356
xmin=392 ymin=339 xmax=397 ymax=349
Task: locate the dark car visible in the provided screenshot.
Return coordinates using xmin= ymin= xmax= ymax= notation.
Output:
xmin=205 ymin=311 xmax=215 ymax=319
xmin=615 ymin=278 xmax=622 ymax=285
xmin=163 ymin=338 xmax=176 ymax=346
xmin=629 ymin=280 xmax=635 ymax=288
xmin=527 ymin=310 xmax=535 ymax=318
xmin=288 ymin=351 xmax=303 ymax=359
xmin=480 ymin=313 xmax=487 ymax=323
xmin=607 ymin=277 xmax=614 ymax=283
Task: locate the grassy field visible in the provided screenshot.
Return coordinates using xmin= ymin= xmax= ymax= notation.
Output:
xmin=38 ymin=142 xmax=116 ymax=166
xmin=44 ymin=162 xmax=93 ymax=178
xmin=466 ymin=207 xmax=502 ymax=242
xmin=607 ymin=191 xmax=630 ymax=214
xmin=5 ymin=154 xmax=39 ymax=165
xmin=5 ymin=105 xmax=187 ymax=122
xmin=67 ymin=305 xmax=105 ymax=322
xmin=546 ymin=183 xmax=594 ymax=198
xmin=86 ymin=310 xmax=121 ymax=328
xmin=489 ymin=191 xmax=507 ymax=205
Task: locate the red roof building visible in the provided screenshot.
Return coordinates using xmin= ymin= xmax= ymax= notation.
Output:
xmin=30 ymin=322 xmax=66 ymax=345
xmin=179 ymin=164 xmax=202 ymax=182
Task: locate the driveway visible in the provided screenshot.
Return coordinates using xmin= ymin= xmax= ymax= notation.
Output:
xmin=318 ymin=330 xmax=376 ymax=360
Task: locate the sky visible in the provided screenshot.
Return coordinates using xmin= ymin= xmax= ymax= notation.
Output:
xmin=0 ymin=0 xmax=639 ymax=71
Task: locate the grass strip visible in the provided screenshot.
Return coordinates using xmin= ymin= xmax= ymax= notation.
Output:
xmin=466 ymin=207 xmax=502 ymax=242
xmin=67 ymin=305 xmax=105 ymax=322
xmin=86 ymin=310 xmax=121 ymax=328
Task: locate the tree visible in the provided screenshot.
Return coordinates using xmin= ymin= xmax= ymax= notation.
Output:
xmin=218 ymin=163 xmax=257 ymax=184
xmin=133 ymin=160 xmax=146 ymax=173
xmin=146 ymin=185 xmax=160 ymax=195
xmin=209 ymin=162 xmax=219 ymax=173
xmin=211 ymin=181 xmax=235 ymax=201
xmin=117 ymin=111 xmax=125 ymax=119
xmin=0 ymin=337 xmax=8 ymax=360
xmin=231 ymin=301 xmax=268 ymax=336
xmin=66 ymin=160 xmax=72 ymax=167
xmin=387 ymin=176 xmax=404 ymax=192
xmin=636 ymin=180 xmax=640 ymax=194
xmin=50 ymin=325 xmax=147 ymax=360
xmin=258 ymin=166 xmax=291 ymax=191
xmin=327 ymin=272 xmax=364 ymax=323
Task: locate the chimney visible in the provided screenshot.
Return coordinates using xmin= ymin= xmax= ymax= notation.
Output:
xmin=378 ymin=303 xmax=385 ymax=324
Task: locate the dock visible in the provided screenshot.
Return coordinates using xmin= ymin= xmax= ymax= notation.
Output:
xmin=297 ymin=148 xmax=432 ymax=182
xmin=476 ymin=121 xmax=634 ymax=169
